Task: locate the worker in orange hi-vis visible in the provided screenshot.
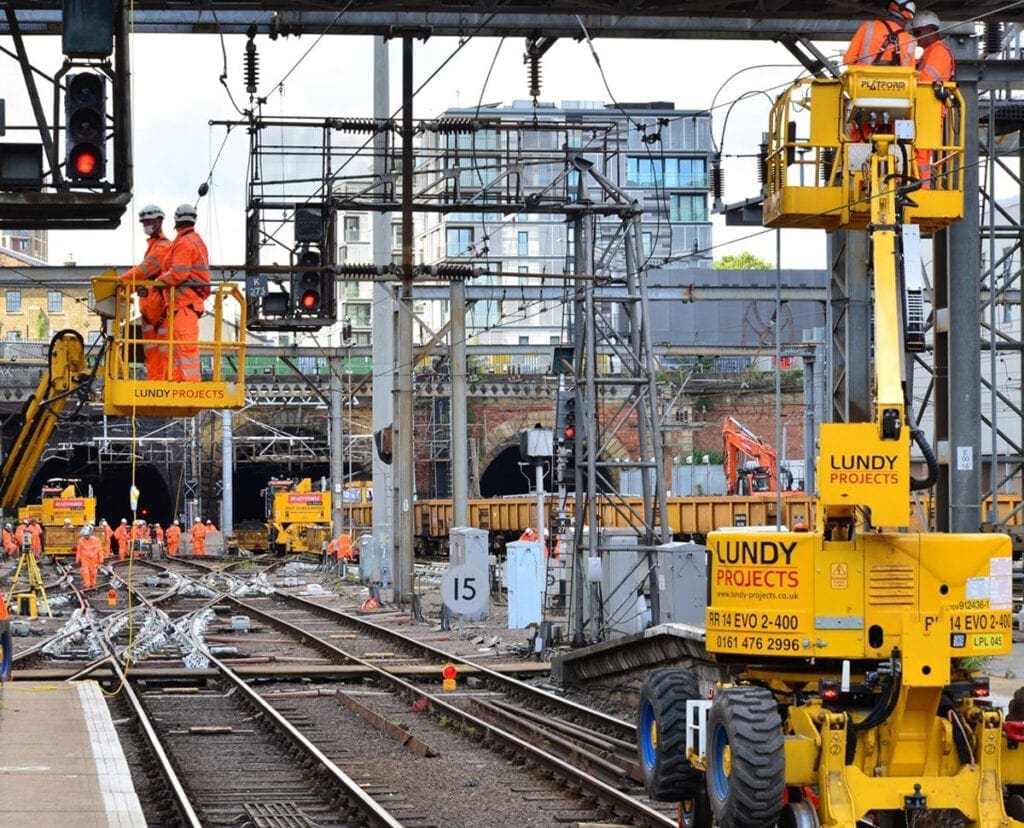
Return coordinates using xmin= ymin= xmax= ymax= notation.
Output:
xmin=153 ymin=203 xmax=210 ymax=382
xmin=2 ymin=523 xmax=15 ymax=559
xmin=844 ymin=0 xmax=915 ymax=68
xmin=151 ymin=523 xmax=165 ymax=558
xmin=114 ymin=518 xmax=129 ymax=560
xmin=23 ymin=518 xmax=43 ymax=558
xmin=75 ymin=526 xmax=103 ymax=589
xmin=97 ymin=518 xmax=114 ymax=559
xmin=190 ymin=518 xmax=207 ymax=556
xmin=336 ymin=533 xmax=354 ymax=561
xmin=844 ymin=0 xmax=916 ymax=142
xmin=910 ymin=10 xmax=955 ymax=189
xmin=519 ymin=526 xmax=550 ymax=557
xmin=129 ymin=520 xmax=149 ymax=558
xmin=121 ymin=204 xmax=172 ymax=380
xmin=165 ymin=520 xmax=182 ymax=557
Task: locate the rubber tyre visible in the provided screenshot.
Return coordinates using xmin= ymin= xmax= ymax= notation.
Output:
xmin=637 ymin=667 xmax=703 ymax=801
xmin=706 ymin=685 xmax=785 ymax=828
xmin=0 ymin=623 xmax=10 ymax=681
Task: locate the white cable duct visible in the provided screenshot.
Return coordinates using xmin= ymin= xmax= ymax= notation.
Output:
xmin=42 ymin=607 xmax=104 ymax=661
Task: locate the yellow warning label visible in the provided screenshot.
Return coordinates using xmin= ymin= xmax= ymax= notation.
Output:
xmin=830 ymin=562 xmax=849 ymax=590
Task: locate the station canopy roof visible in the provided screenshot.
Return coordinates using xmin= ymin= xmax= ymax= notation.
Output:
xmin=0 ymin=2 xmax=1005 ymax=40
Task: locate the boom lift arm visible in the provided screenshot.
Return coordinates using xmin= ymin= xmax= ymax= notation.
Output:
xmin=0 ymin=330 xmax=96 ymax=515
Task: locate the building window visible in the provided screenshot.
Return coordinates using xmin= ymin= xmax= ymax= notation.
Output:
xmin=519 ymin=336 xmax=529 ymax=345
xmin=627 ymin=156 xmax=708 ymax=188
xmin=670 ymin=194 xmax=708 ymax=223
xmin=446 ymin=227 xmax=474 ymax=258
xmin=6 ymin=331 xmax=21 ymax=341
xmin=391 ymin=223 xmax=403 ymax=250
xmin=47 ymin=290 xmax=62 ymax=314
xmin=6 ymin=290 xmax=20 ymax=313
xmin=642 ymin=232 xmax=653 ymax=257
xmin=518 ymin=231 xmax=529 ymax=257
xmin=344 ymin=216 xmax=360 ymax=243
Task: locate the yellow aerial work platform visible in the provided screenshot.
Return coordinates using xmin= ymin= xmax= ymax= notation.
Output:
xmin=92 ymin=273 xmax=246 ymax=417
xmin=762 ymin=66 xmax=964 ymax=233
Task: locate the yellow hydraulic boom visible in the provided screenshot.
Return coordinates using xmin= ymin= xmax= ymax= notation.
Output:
xmin=0 ymin=330 xmax=91 ymax=515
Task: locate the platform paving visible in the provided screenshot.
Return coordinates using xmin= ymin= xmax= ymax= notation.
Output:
xmin=0 ymin=680 xmax=145 ymax=826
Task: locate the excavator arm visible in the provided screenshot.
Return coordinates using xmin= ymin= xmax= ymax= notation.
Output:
xmin=723 ymin=415 xmax=780 ymax=494
xmin=0 ymin=330 xmax=92 ymax=514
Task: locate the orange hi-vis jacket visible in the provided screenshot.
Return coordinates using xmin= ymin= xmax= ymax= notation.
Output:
xmin=157 ymin=227 xmax=210 ymax=313
xmin=122 ymin=233 xmax=171 ymax=314
xmin=114 ymin=523 xmax=129 ymax=558
xmin=2 ymin=527 xmax=15 ymax=555
xmin=156 ymin=226 xmax=209 ymax=381
xmin=75 ymin=535 xmax=102 ymax=567
xmin=99 ymin=523 xmax=113 ymax=557
xmin=165 ymin=524 xmax=182 ymax=554
xmin=917 ymin=39 xmax=954 ymax=83
xmin=844 ymin=18 xmax=913 ymax=67
xmin=15 ymin=522 xmax=42 ymax=555
xmin=190 ymin=521 xmax=207 ymax=554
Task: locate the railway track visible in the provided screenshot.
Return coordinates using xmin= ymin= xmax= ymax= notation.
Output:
xmin=6 ymin=554 xmax=674 ymax=824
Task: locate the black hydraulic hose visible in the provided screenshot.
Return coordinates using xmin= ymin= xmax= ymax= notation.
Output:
xmin=853 ymin=652 xmax=903 ymax=734
xmin=910 ymin=426 xmax=939 ymax=491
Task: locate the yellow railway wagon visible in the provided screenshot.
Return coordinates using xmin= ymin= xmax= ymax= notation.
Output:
xmin=346 ymin=492 xmax=1014 ymax=555
xmin=661 ymin=495 xmax=816 ymax=537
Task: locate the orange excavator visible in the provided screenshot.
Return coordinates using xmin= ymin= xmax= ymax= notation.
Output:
xmin=722 ymin=415 xmax=794 ymax=494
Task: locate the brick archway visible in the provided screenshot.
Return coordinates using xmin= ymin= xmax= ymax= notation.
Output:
xmin=477 ymin=417 xmax=632 ymax=486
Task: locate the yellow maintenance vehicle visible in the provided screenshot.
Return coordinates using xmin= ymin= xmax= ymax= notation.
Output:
xmin=18 ymin=478 xmax=98 ymax=557
xmin=638 ymin=67 xmax=1024 ymax=826
xmin=264 ymin=477 xmax=332 ymax=554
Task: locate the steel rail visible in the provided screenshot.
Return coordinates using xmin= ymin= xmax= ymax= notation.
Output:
xmin=227 ymin=592 xmax=670 ymax=826
xmin=100 ymin=633 xmax=203 ymax=827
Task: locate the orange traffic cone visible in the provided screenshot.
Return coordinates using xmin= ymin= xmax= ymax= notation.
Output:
xmin=360 ymin=595 xmax=380 ymax=611
xmin=107 ymin=589 xmax=117 ymax=607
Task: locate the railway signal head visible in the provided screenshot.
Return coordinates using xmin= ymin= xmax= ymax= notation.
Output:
xmin=65 ymin=72 xmax=107 ymax=182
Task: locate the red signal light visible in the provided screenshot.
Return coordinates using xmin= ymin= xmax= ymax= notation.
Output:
xmin=564 ymin=426 xmax=575 ymax=440
xmin=441 ymin=663 xmax=457 ymax=681
xmin=70 ymin=146 xmax=100 ymax=177
xmin=300 ymin=290 xmax=321 ymax=311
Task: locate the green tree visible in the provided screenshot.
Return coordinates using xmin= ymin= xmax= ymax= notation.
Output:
xmin=34 ymin=308 xmax=49 ymax=340
xmin=714 ymin=252 xmax=773 ymax=270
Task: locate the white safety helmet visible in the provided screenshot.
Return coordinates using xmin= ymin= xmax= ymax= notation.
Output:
xmin=174 ymin=203 xmax=198 ymax=225
xmin=81 ymin=526 xmax=92 ymax=537
xmin=889 ymin=0 xmax=915 ymax=20
xmin=4 ymin=523 xmax=10 ymax=530
xmin=910 ymin=10 xmax=939 ymax=31
xmin=138 ymin=204 xmax=165 ymax=222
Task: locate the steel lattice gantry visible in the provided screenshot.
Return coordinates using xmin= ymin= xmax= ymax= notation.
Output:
xmin=2 ymin=5 xmax=1024 ymax=552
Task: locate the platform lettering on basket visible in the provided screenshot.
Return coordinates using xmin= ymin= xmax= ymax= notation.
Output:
xmin=441 ymin=563 xmax=489 ymax=617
